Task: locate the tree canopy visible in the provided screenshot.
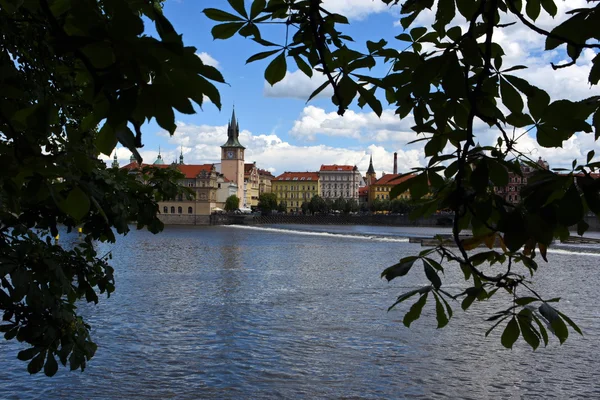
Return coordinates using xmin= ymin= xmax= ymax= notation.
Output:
xmin=225 ymin=195 xmax=241 ymax=211
xmin=204 ymin=0 xmax=600 ymax=350
xmin=257 ymin=192 xmax=278 ymax=214
xmin=0 ymin=0 xmax=223 ymax=375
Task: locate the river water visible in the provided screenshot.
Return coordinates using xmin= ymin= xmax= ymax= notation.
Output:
xmin=0 ymin=225 xmax=599 ymax=399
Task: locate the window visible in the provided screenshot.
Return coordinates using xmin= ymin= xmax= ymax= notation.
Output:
xmin=218 ymin=183 xmax=221 ymax=188
xmin=178 ymin=206 xmax=182 ymax=214
xmin=188 ymin=207 xmax=193 ymax=214
xmin=163 ymin=206 xmax=168 ymax=213
xmin=171 ymin=206 xmax=175 ymax=213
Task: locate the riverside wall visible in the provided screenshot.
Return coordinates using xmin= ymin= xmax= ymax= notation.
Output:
xmin=159 ymin=213 xmax=600 ymax=231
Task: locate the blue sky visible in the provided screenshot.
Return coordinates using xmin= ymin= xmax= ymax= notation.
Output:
xmin=109 ymin=0 xmax=599 ymax=177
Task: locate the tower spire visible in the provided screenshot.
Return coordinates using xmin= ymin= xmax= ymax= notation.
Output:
xmin=367 ymin=154 xmax=375 ymax=174
xmin=112 ymin=149 xmax=119 ymax=168
xmin=179 ymin=146 xmax=184 ymax=164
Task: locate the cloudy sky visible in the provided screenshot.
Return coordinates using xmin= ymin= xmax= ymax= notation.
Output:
xmin=107 ymin=0 xmax=599 ymax=177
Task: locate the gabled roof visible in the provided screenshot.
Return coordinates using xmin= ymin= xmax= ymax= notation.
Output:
xmin=273 ymin=172 xmax=320 ymax=182
xmin=244 ymin=163 xmax=257 ymax=174
xmin=320 ymin=164 xmax=357 ymax=172
xmin=258 ymin=169 xmax=274 ymax=178
xmin=358 ymin=186 xmax=369 ymax=196
xmin=177 ymin=164 xmax=215 ymax=178
xmin=120 ymin=162 xmax=214 ymax=179
xmin=372 ymin=173 xmax=415 ymax=186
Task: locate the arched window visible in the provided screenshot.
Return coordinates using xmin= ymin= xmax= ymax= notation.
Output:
xmin=188 ymin=207 xmax=193 ymax=214
xmin=178 ymin=206 xmax=182 ymax=214
xmin=163 ymin=206 xmax=168 ymax=213
xmin=171 ymin=206 xmax=175 ymax=213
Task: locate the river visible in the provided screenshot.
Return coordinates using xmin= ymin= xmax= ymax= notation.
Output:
xmin=0 ymin=225 xmax=598 ymax=399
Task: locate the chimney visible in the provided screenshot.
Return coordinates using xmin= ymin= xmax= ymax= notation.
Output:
xmin=393 ymin=152 xmax=398 ymax=175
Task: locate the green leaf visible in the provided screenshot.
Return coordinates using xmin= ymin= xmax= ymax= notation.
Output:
xmin=27 ymin=351 xmax=46 ymax=374
xmin=307 ymin=80 xmax=331 ymax=103
xmin=17 ymin=348 xmax=38 ymax=361
xmin=246 ymin=49 xmax=281 ymax=64
xmin=589 ymin=53 xmax=600 ymax=86
xmin=366 ymin=39 xmax=387 ymax=54
xmin=211 ymin=22 xmax=245 ymax=40
xmin=501 ymin=317 xmax=520 ymax=349
xmin=293 ymin=55 xmax=313 ymax=77
xmin=227 ymin=0 xmax=247 ymax=18
xmin=250 ymin=0 xmax=266 ymax=19
xmin=96 ymin=123 xmax=117 ymax=156
xmin=557 ymin=184 xmax=583 ymax=226
xmin=155 ymin=104 xmax=176 ymax=135
xmin=532 ymin=315 xmax=549 ymax=346
xmin=500 ymin=78 xmax=524 ymax=114
xmin=381 ymin=256 xmax=418 ymax=281
xmin=577 ymin=219 xmax=589 ymax=236
xmin=433 ymin=292 xmax=449 ymax=328
xmin=540 ymin=0 xmax=557 ymax=16
xmin=388 ymin=286 xmax=431 ymax=311
xmin=557 ymin=310 xmax=583 ymax=336
xmin=61 ymin=187 xmax=91 ymax=221
xmin=487 ymin=160 xmax=509 ymax=186
xmin=403 ymin=293 xmax=428 ymax=328
xmin=409 ymin=172 xmax=429 ymax=200
xmin=515 ymin=297 xmax=539 ymax=306
xmin=539 ymin=303 xmax=568 ymax=344
xmin=526 ymin=0 xmax=541 ymax=21
xmin=264 ymin=51 xmax=287 ymax=86
xmin=203 ymin=8 xmax=244 ymax=22
xmin=518 ymin=311 xmax=540 ymax=350
xmin=44 ymin=353 xmax=58 ymax=377
xmin=423 ymin=259 xmax=442 ymax=289
xmin=410 ymin=27 xmax=427 ymax=41
xmin=356 ymin=85 xmax=382 ymax=116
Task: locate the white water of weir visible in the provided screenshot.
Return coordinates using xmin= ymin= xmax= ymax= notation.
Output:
xmin=225 ymin=225 xmax=411 ymax=243
xmin=226 ymin=225 xmax=600 ymax=257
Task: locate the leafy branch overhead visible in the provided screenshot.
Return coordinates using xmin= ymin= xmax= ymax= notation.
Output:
xmin=0 ymin=0 xmax=221 ymax=376
xmin=206 ymin=0 xmax=600 ymax=349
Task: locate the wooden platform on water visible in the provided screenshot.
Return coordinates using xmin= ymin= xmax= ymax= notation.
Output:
xmin=409 ymin=235 xmax=600 ymax=247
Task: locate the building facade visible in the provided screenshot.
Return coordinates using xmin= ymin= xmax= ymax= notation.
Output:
xmin=244 ymin=162 xmax=260 ymax=208
xmin=494 ymin=157 xmax=549 ymax=204
xmin=258 ymin=168 xmax=274 ymax=195
xmin=216 ymin=174 xmax=238 ymax=209
xmin=319 ymin=164 xmax=362 ymax=203
xmin=220 ymin=109 xmax=245 ymax=203
xmin=369 ymin=173 xmax=414 ymax=204
xmin=272 ymin=172 xmax=320 ymax=213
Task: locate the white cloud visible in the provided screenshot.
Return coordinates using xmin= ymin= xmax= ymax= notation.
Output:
xmin=263 ymin=69 xmax=333 ymax=100
xmin=290 ymin=106 xmax=416 ymax=142
xmin=148 ymin=120 xmax=424 ymax=176
xmin=196 ymin=52 xmax=220 ymax=69
xmin=323 ymin=0 xmax=397 ymax=20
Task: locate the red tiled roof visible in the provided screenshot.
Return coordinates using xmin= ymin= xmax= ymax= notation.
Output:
xmin=273 ymin=171 xmax=319 ymax=182
xmin=177 ymin=164 xmax=214 ymax=178
xmin=258 ymin=169 xmax=274 ymax=178
xmin=372 ymin=173 xmax=415 ymax=186
xmin=320 ymin=164 xmax=356 ymax=172
xmin=244 ymin=163 xmax=257 ymax=173
xmin=121 ymin=162 xmax=169 ymax=170
xmin=358 ymin=186 xmax=369 ymax=195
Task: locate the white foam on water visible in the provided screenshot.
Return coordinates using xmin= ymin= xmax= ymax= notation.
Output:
xmin=225 ymin=225 xmax=410 ymax=243
xmin=546 ymin=248 xmax=600 ymax=257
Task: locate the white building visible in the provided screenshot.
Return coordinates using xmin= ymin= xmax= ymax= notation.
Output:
xmin=319 ymin=164 xmax=362 ymax=203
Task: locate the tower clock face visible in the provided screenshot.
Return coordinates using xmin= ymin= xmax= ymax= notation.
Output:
xmin=227 ymin=151 xmax=234 ymax=159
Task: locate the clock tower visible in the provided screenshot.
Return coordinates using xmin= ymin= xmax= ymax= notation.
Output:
xmin=221 ymin=108 xmax=245 ymax=204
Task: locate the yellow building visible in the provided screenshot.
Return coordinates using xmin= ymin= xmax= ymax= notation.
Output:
xmin=244 ymin=162 xmax=260 ymax=208
xmin=272 ymin=172 xmax=321 ymax=213
xmin=369 ymin=173 xmax=414 ymax=204
xmin=258 ymin=168 xmax=274 ymax=195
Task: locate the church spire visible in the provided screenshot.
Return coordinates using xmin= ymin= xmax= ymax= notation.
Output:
xmin=112 ymin=150 xmax=119 ymax=168
xmin=222 ymin=107 xmax=245 ymax=149
xmin=179 ymin=146 xmax=184 ymax=164
xmin=367 ymin=155 xmax=375 ymax=174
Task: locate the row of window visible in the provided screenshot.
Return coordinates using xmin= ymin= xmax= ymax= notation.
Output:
xmin=509 ymin=177 xmax=528 ymax=183
xmin=276 ymin=192 xmax=317 ymax=199
xmin=321 ymin=175 xmax=357 ymax=181
xmin=324 ymin=192 xmax=351 ymax=198
xmin=163 ymin=206 xmax=193 ymax=214
xmin=275 ymin=185 xmax=317 ymax=191
xmin=324 ymin=183 xmax=356 ymax=189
